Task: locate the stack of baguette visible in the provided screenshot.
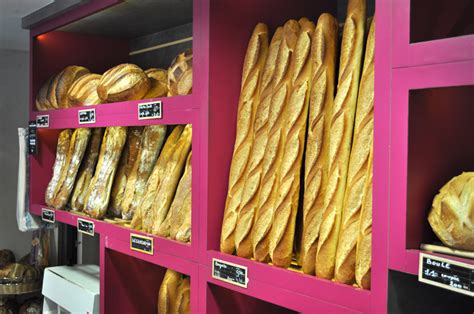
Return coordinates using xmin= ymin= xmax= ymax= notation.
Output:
xmin=220 ymin=0 xmax=374 ymax=289
xmin=157 ymin=269 xmax=190 ymax=314
xmin=44 ymin=124 xmax=193 ymax=244
xmin=35 ymin=50 xmax=193 ymax=111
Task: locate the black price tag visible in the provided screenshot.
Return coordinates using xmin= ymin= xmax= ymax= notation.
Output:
xmin=77 ymin=218 xmax=95 ymax=236
xmin=78 ymin=108 xmax=96 ymax=124
xmin=36 ymin=115 xmax=49 ymax=128
xmin=41 ymin=208 xmax=55 ymax=223
xmin=212 ymin=258 xmax=248 ymax=288
xmin=28 ymin=121 xmax=38 ymax=155
xmin=138 ymin=101 xmax=162 ymax=120
xmin=419 ymin=253 xmax=473 ymax=297
xmin=130 ymin=234 xmax=154 ymax=255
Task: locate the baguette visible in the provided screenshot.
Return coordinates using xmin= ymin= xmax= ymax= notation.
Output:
xmin=334 ymin=16 xmax=374 ymax=284
xmin=251 ymin=20 xmax=300 ymax=262
xmin=220 ymin=24 xmax=269 ymax=254
xmin=110 ymin=127 xmax=144 ymax=217
xmin=300 ymin=14 xmax=338 ymax=275
xmin=159 ymin=152 xmax=192 ymax=239
xmin=316 ymin=0 xmax=366 ymax=280
xmin=49 ymin=66 xmax=90 ymax=108
xmin=120 ymin=125 xmax=167 ymax=220
xmin=45 ymin=130 xmax=72 ymax=207
xmin=234 ymin=27 xmax=284 ymax=258
xmin=83 ymin=127 xmax=128 ymax=219
xmin=269 ymin=19 xmax=315 ymax=268
xmin=51 ymin=128 xmax=92 ymax=210
xmin=355 ymin=147 xmax=373 ymax=289
xmin=158 ymin=269 xmax=183 ymax=314
xmin=173 ymin=277 xmax=191 ymax=314
xmin=70 ymin=128 xmax=104 ymax=212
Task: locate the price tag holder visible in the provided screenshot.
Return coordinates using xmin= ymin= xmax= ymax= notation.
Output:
xmin=138 ymin=101 xmax=162 ymax=120
xmin=41 ymin=208 xmax=55 ymax=223
xmin=78 ymin=108 xmax=96 ymax=124
xmin=77 ymin=218 xmax=95 ymax=236
xmin=419 ymin=252 xmax=473 ymax=297
xmin=28 ymin=121 xmax=38 ymax=155
xmin=130 ymin=234 xmax=154 ymax=255
xmin=36 ymin=115 xmax=49 ymax=128
xmin=212 ymin=258 xmax=248 ymax=288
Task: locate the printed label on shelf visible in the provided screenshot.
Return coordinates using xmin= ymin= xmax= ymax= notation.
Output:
xmin=78 ymin=108 xmax=96 ymax=124
xmin=130 ymin=234 xmax=154 ymax=255
xmin=28 ymin=121 xmax=38 ymax=155
xmin=77 ymin=218 xmax=95 ymax=236
xmin=41 ymin=208 xmax=55 ymax=223
xmin=36 ymin=115 xmax=49 ymax=128
xmin=419 ymin=252 xmax=474 ymax=297
xmin=212 ymin=258 xmax=248 ymax=288
xmin=138 ymin=101 xmax=162 ymax=120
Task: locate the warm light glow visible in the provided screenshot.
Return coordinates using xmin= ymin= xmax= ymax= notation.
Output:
xmin=37 ymin=34 xmax=46 ymax=40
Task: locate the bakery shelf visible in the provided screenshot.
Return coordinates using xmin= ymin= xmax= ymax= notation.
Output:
xmin=101 ymin=239 xmax=198 ymax=313
xmin=392 ymin=0 xmax=474 ymax=68
xmin=389 ymin=60 xmax=474 ymax=274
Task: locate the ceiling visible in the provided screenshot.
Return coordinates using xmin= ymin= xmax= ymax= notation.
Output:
xmin=0 ymin=0 xmax=52 ymax=51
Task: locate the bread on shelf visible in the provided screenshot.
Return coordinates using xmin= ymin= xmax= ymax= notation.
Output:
xmin=334 ymin=16 xmax=374 ymax=284
xmin=157 ymin=269 xmax=183 ymax=314
xmin=173 ymin=277 xmax=190 ymax=314
xmin=316 ymin=0 xmax=366 ymax=280
xmin=168 ymin=50 xmax=193 ymax=96
xmin=67 ymin=73 xmax=102 ymax=107
xmin=97 ymin=64 xmax=151 ymax=102
xmin=299 ymin=13 xmax=338 ymax=275
xmin=35 ymin=76 xmax=54 ymax=111
xmin=143 ymin=68 xmax=169 ymax=99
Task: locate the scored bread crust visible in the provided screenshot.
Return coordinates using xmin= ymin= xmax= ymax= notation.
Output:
xmin=67 ymin=73 xmax=102 ymax=107
xmin=316 ymin=0 xmax=366 ymax=280
xmin=334 ymin=16 xmax=374 ymax=284
xmin=97 ymin=64 xmax=150 ymax=102
xmin=158 ymin=269 xmax=182 ymax=314
xmin=168 ymin=50 xmax=193 ymax=96
xmin=143 ymin=68 xmax=168 ymax=99
xmin=173 ymin=277 xmax=191 ymax=314
xmin=300 ymin=13 xmax=338 ymax=275
xmin=49 ymin=66 xmax=90 ymax=108
xmin=251 ymin=20 xmax=300 ymax=262
xmin=220 ymin=23 xmax=269 ymax=254
xmin=36 ymin=76 xmax=54 ymax=111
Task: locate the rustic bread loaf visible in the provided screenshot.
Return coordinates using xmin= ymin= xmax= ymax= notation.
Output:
xmin=158 ymin=269 xmax=182 ymax=314
xmin=168 ymin=50 xmax=193 ymax=96
xmin=173 ymin=277 xmax=190 ymax=314
xmin=143 ymin=68 xmax=168 ymax=99
xmin=220 ymin=23 xmax=269 ymax=254
xmin=67 ymin=73 xmax=102 ymax=107
xmin=97 ymin=64 xmax=150 ymax=102
xmin=49 ymin=66 xmax=90 ymax=108
xmin=316 ymin=0 xmax=366 ymax=280
xmin=35 ymin=76 xmax=54 ymax=111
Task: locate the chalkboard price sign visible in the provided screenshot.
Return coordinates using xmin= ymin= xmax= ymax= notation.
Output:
xmin=212 ymin=258 xmax=248 ymax=288
xmin=36 ymin=115 xmax=49 ymax=128
xmin=28 ymin=121 xmax=38 ymax=155
xmin=138 ymin=101 xmax=162 ymax=120
xmin=77 ymin=218 xmax=95 ymax=236
xmin=41 ymin=208 xmax=55 ymax=223
xmin=419 ymin=253 xmax=473 ymax=297
xmin=130 ymin=234 xmax=154 ymax=255
xmin=78 ymin=108 xmax=96 ymax=124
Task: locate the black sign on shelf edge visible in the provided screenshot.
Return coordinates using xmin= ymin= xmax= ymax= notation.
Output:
xmin=28 ymin=121 xmax=38 ymax=155
xmin=418 ymin=252 xmax=473 ymax=297
xmin=36 ymin=115 xmax=49 ymax=128
xmin=138 ymin=101 xmax=162 ymax=120
xmin=130 ymin=234 xmax=154 ymax=255
xmin=77 ymin=218 xmax=95 ymax=236
xmin=41 ymin=208 xmax=55 ymax=223
xmin=78 ymin=108 xmax=96 ymax=124
xmin=212 ymin=258 xmax=249 ymax=289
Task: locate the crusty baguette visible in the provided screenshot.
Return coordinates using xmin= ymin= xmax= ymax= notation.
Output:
xmin=120 ymin=125 xmax=167 ymax=220
xmin=158 ymin=269 xmax=183 ymax=314
xmin=220 ymin=23 xmax=269 ymax=254
xmin=299 ymin=13 xmax=338 ymax=275
xmin=110 ymin=127 xmax=144 ymax=217
xmin=334 ymin=16 xmax=374 ymax=284
xmin=173 ymin=277 xmax=190 ymax=314
xmin=159 ymin=152 xmax=192 ymax=239
xmin=51 ymin=128 xmax=92 ymax=210
xmin=130 ymin=126 xmax=184 ymax=230
xmin=251 ymin=20 xmax=300 ymax=262
xmin=83 ymin=127 xmax=127 ymax=219
xmin=355 ymin=147 xmax=373 ymax=289
xmin=45 ymin=130 xmax=72 ymax=207
xmin=234 ymin=27 xmax=284 ymax=258
xmin=316 ymin=0 xmax=366 ymax=280
xmin=70 ymin=128 xmax=104 ymax=212
xmin=269 ymin=18 xmax=315 ymax=268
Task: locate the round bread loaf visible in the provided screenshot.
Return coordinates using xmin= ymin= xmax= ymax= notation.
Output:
xmin=143 ymin=68 xmax=168 ymax=99
xmin=97 ymin=64 xmax=150 ymax=102
xmin=35 ymin=76 xmax=54 ymax=111
xmin=168 ymin=50 xmax=193 ymax=96
xmin=67 ymin=73 xmax=102 ymax=107
xmin=48 ymin=65 xmax=90 ymax=108
xmin=428 ymin=172 xmax=474 ymax=251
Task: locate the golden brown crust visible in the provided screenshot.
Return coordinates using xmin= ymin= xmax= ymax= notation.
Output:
xmin=220 ymin=23 xmax=269 ymax=254
xmin=143 ymin=68 xmax=168 ymax=99
xmin=36 ymin=76 xmax=54 ymax=111
xmin=334 ymin=16 xmax=374 ymax=284
xmin=299 ymin=13 xmax=338 ymax=274
xmin=67 ymin=73 xmax=102 ymax=107
xmin=173 ymin=277 xmax=190 ymax=314
xmin=97 ymin=64 xmax=150 ymax=102
xmin=251 ymin=20 xmax=300 ymax=262
xmin=168 ymin=50 xmax=193 ymax=96
xmin=316 ymin=0 xmax=366 ymax=280
xmin=157 ymin=269 xmax=182 ymax=314
xmin=49 ymin=66 xmax=90 ymax=108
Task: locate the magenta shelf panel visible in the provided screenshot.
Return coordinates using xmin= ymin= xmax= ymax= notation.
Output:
xmin=392 ymin=0 xmax=474 ymax=68
xmin=389 ymin=60 xmax=474 ymax=274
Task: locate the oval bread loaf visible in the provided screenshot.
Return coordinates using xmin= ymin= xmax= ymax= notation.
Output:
xmin=168 ymin=50 xmax=193 ymax=96
xmin=143 ymin=68 xmax=168 ymax=99
xmin=49 ymin=66 xmax=90 ymax=108
xmin=97 ymin=64 xmax=150 ymax=102
xmin=67 ymin=73 xmax=102 ymax=107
